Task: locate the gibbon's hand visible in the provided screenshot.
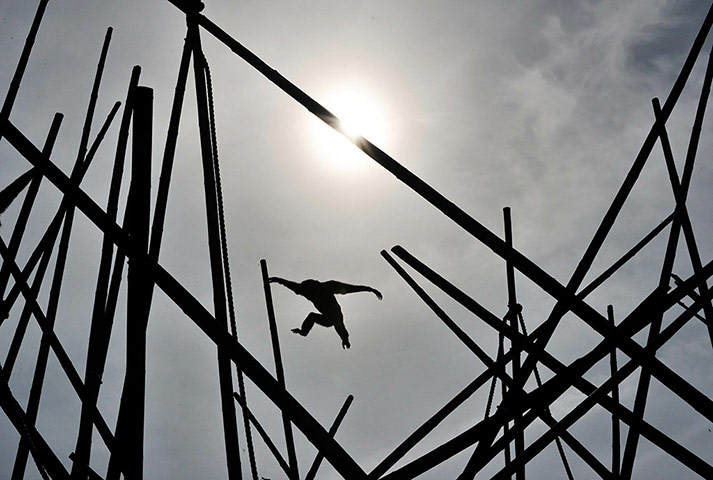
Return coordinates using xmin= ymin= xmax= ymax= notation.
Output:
xmin=372 ymin=289 xmax=383 ymax=301
xmin=342 ymin=338 xmax=351 ymax=349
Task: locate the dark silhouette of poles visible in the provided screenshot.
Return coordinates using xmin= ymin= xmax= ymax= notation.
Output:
xmin=607 ymin=306 xmax=620 ymax=478
xmin=233 ymin=391 xmax=292 ymax=477
xmin=622 ymin=57 xmax=713 ymax=476
xmin=172 ymin=14 xmax=713 ymax=472
xmin=0 ymin=112 xmax=59 ymax=324
xmin=1 ymin=118 xmax=368 ymax=479
xmin=75 ymin=65 xmax=140 ymax=480
xmin=0 ymin=0 xmax=49 ymax=129
xmin=7 ymin=114 xmax=61 ymax=480
xmin=3 ymin=101 xmax=119 ymax=382
xmin=0 ymin=365 xmax=69 ymax=480
xmin=388 ymin=245 xmax=713 ymax=477
xmin=107 ymin=85 xmax=153 ymax=480
xmin=503 ymin=207 xmax=524 ymax=480
xmin=0 ymin=238 xmax=116 ymax=445
xmin=261 ymin=259 xmax=299 ymax=480
xmin=189 ymin=17 xmax=243 ymax=479
xmin=382 ymin=249 xmax=606 ymax=479
xmin=305 ymin=395 xmax=354 ymax=480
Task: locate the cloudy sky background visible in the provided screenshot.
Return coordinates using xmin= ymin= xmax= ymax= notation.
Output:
xmin=2 ymin=0 xmax=713 ymax=478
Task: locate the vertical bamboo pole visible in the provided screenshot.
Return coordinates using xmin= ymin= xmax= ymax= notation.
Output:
xmin=608 ymin=305 xmax=621 ymax=478
xmin=75 ymin=66 xmax=139 ymax=480
xmin=189 ymin=16 xmax=243 ymax=479
xmin=109 ymin=86 xmax=153 ymax=480
xmin=261 ymin=259 xmax=299 ymax=480
xmin=504 ymin=207 xmax=524 ymax=480
xmin=305 ymin=395 xmax=354 ymax=480
xmin=149 ymin=31 xmax=192 ymax=259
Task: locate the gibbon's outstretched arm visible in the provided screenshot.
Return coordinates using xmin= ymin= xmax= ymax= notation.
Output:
xmin=268 ymin=276 xmax=303 ymax=295
xmin=324 ymin=280 xmax=383 ymax=300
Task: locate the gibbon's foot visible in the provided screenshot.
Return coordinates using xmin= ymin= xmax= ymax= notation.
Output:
xmin=291 ymin=328 xmax=305 ymax=336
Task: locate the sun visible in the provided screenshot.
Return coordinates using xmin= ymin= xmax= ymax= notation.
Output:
xmin=308 ymin=84 xmax=390 ymax=173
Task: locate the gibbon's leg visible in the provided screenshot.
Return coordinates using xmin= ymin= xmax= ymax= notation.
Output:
xmin=292 ymin=312 xmax=322 ymax=336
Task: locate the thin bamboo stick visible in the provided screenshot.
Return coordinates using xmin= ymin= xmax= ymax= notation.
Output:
xmin=577 ymin=213 xmax=673 ymax=298
xmin=608 ymin=306 xmax=620 ymax=478
xmin=107 ymin=85 xmax=153 ymax=480
xmin=622 ymin=73 xmax=713 ymax=478
xmin=261 ymin=259 xmax=299 ymax=480
xmin=0 ymin=238 xmax=115 ymax=444
xmin=305 ymin=395 xmax=354 ymax=480
xmin=384 ymin=294 xmax=708 ymax=480
xmin=74 ymin=66 xmax=139 ymax=480
xmin=1 ymin=100 xmax=117 ymax=326
xmin=3 ymin=101 xmax=119 ymax=383
xmin=0 ymin=0 xmax=50 ymax=123
xmin=389 ymin=245 xmax=713 ymax=476
xmin=504 ymin=207 xmax=524 ymax=480
xmin=233 ymin=392 xmax=291 ymax=476
xmin=0 ymin=113 xmax=61 ymax=306
xmin=167 ymin=2 xmax=713 ymax=382
xmin=382 ymin=249 xmax=608 ymax=479
xmin=0 ymin=364 xmax=70 ymax=480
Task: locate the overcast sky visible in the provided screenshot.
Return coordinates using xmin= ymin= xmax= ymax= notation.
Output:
xmin=2 ymin=0 xmax=713 ymax=479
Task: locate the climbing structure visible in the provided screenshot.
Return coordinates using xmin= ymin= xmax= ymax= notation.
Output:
xmin=2 ymin=0 xmax=713 ymax=478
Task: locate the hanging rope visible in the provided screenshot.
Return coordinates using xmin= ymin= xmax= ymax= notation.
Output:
xmin=485 ymin=331 xmax=504 ymax=418
xmin=199 ymin=49 xmax=260 ymax=480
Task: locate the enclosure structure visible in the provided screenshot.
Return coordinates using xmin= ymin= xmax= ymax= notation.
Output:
xmin=2 ymin=0 xmax=713 ymax=479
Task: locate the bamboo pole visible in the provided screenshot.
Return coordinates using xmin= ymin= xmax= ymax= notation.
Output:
xmin=389 ymin=245 xmax=713 ymax=476
xmin=189 ymin=18 xmax=243 ymax=479
xmin=1 ymin=221 xmax=54 ymax=380
xmin=0 ymin=364 xmax=70 ymax=480
xmin=166 ymin=0 xmax=713 ymax=352
xmin=305 ymin=395 xmax=354 ymax=480
xmin=5 ymin=100 xmax=118 ymax=375
xmin=577 ymin=213 xmax=673 ymax=298
xmin=383 ymin=293 xmax=709 ymax=480
xmin=381 ymin=250 xmax=608 ymax=479
xmin=504 ymin=207 xmax=524 ymax=480
xmin=9 ymin=162 xmax=55 ymax=480
xmin=4 ymin=95 xmax=118 ymax=383
xmin=74 ymin=66 xmax=139 ymax=480
xmin=622 ymin=71 xmax=713 ymax=478
xmin=380 ymin=250 xmax=495 ymax=366
xmin=260 ymin=259 xmax=299 ymax=480
xmin=233 ymin=391 xmax=292 ymax=477
xmin=0 ymin=0 xmax=50 ymax=125
xmin=0 ymin=100 xmax=115 ymax=326
xmin=7 ymin=118 xmax=361 ymax=477
xmin=0 ymin=113 xmax=60 ymax=315
xmin=149 ymin=32 xmax=192 ymax=259
xmin=0 ymin=238 xmax=115 ymax=444
xmin=608 ymin=306 xmax=620 ymax=478
xmin=105 ymin=86 xmax=153 ymax=480
xmin=172 ymin=8 xmax=713 ymax=470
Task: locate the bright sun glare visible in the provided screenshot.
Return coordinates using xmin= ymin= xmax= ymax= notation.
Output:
xmin=309 ymin=85 xmax=390 ymax=173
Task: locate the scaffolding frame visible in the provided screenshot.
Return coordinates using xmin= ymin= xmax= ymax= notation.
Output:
xmin=2 ymin=0 xmax=713 ymax=478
